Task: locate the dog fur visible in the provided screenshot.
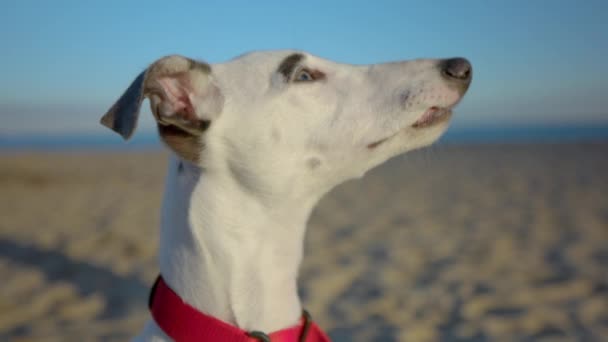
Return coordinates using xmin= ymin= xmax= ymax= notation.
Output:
xmin=100 ymin=50 xmax=471 ymax=341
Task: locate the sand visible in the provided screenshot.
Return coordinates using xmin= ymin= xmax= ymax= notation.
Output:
xmin=0 ymin=143 xmax=606 ymax=342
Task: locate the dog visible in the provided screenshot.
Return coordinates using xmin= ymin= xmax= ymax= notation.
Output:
xmin=100 ymin=50 xmax=472 ymax=341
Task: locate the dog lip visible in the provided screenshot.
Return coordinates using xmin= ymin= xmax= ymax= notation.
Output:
xmin=367 ymin=106 xmax=453 ymax=149
xmin=411 ymin=106 xmax=452 ymax=129
xmin=367 ymin=137 xmax=389 ymax=149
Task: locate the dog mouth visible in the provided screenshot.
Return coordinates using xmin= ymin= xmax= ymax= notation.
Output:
xmin=367 ymin=106 xmax=453 ymax=149
xmin=411 ymin=106 xmax=452 ymax=128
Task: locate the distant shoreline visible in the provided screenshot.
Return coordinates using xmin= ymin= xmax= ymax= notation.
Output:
xmin=1 ymin=124 xmax=607 ymax=150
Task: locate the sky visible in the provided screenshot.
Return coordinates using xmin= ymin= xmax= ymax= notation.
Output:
xmin=1 ymin=0 xmax=607 ymax=137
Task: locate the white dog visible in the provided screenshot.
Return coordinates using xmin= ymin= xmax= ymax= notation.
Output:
xmin=101 ymin=50 xmax=472 ymax=341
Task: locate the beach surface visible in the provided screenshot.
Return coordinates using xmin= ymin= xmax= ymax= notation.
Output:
xmin=0 ymin=143 xmax=607 ymax=341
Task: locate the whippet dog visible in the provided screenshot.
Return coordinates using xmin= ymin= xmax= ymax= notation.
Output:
xmin=100 ymin=51 xmax=472 ymax=341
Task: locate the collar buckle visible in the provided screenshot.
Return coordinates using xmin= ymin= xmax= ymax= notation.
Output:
xmin=248 ymin=310 xmax=313 ymax=342
xmin=248 ymin=331 xmax=271 ymax=342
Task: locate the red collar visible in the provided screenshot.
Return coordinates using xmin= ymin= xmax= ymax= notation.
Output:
xmin=149 ymin=275 xmax=332 ymax=342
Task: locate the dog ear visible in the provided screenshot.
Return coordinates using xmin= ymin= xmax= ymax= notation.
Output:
xmin=100 ymin=55 xmax=224 ymax=140
xmin=100 ymin=71 xmax=146 ymax=139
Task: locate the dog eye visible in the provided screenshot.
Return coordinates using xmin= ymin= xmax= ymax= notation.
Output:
xmin=294 ymin=69 xmax=314 ymax=82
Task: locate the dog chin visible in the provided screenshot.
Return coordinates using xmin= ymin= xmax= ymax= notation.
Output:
xmin=409 ymin=120 xmax=451 ymax=147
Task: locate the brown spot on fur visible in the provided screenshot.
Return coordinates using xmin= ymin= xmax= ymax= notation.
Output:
xmin=277 ymin=53 xmax=304 ymax=80
xmin=157 ymin=124 xmax=203 ymax=163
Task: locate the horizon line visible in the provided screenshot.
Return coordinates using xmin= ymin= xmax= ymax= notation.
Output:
xmin=1 ymin=124 xmax=607 ymax=150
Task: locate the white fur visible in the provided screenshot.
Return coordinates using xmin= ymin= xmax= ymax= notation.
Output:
xmin=123 ymin=50 xmax=470 ymax=341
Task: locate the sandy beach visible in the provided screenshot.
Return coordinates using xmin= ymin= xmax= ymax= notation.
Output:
xmin=0 ymin=143 xmax=606 ymax=341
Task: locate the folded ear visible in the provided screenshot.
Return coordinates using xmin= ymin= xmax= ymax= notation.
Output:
xmin=99 ymin=71 xmax=146 ymax=139
xmin=100 ymin=55 xmax=224 ymax=140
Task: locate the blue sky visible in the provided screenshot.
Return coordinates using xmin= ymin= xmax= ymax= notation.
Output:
xmin=1 ymin=0 xmax=607 ymax=137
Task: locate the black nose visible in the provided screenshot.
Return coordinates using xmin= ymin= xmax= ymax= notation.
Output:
xmin=441 ymin=58 xmax=472 ymax=83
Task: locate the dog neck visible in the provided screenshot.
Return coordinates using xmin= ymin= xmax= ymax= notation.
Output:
xmin=156 ymin=155 xmax=320 ymax=333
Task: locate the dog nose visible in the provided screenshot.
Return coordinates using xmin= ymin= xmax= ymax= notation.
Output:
xmin=441 ymin=58 xmax=472 ymax=83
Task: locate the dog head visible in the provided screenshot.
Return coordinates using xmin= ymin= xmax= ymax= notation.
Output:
xmin=101 ymin=51 xmax=471 ymax=198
